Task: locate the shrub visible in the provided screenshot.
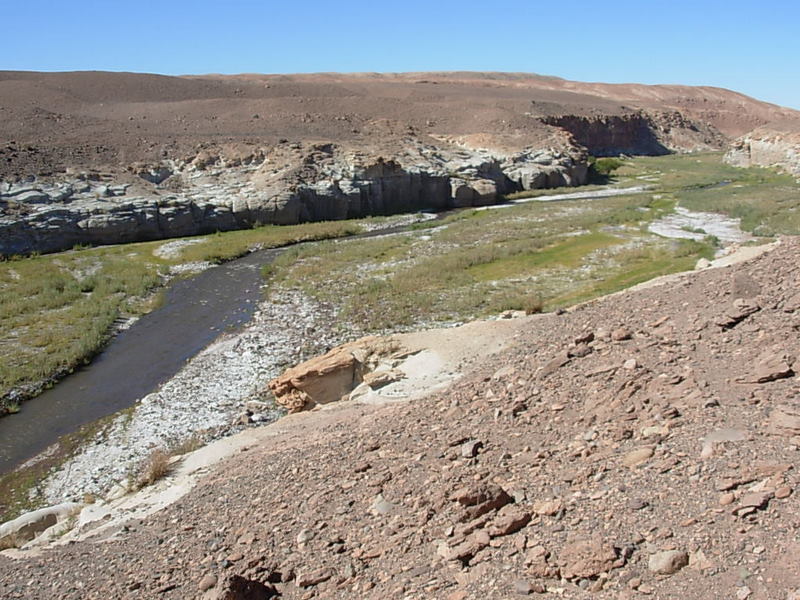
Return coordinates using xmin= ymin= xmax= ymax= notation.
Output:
xmin=592 ymin=157 xmax=625 ymax=175
xmin=136 ymin=447 xmax=173 ymax=488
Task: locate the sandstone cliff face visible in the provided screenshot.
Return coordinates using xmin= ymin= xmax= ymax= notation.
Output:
xmin=541 ymin=111 xmax=725 ymax=156
xmin=0 ymin=141 xmax=588 ymax=256
xmin=725 ymin=127 xmax=800 ymax=177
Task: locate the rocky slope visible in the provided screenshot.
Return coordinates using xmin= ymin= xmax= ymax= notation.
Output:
xmin=3 ymin=70 xmax=799 ymax=254
xmin=725 ymin=123 xmax=800 ymax=177
xmin=2 ymin=237 xmax=799 ymax=599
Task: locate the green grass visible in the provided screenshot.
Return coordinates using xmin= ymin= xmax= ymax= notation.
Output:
xmin=467 ymin=232 xmax=621 ymax=281
xmin=547 ymin=239 xmax=717 ymax=308
xmin=266 ymin=152 xmax=798 ymax=334
xmin=268 ymin=190 xmax=705 ymax=331
xmin=0 ymin=219 xmax=365 ymax=412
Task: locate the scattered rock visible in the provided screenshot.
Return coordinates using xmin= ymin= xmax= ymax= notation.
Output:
xmin=737 ymin=349 xmax=794 ymax=383
xmin=611 ymin=327 xmax=632 ymax=341
xmin=622 ymin=447 xmax=655 ymax=467
xmin=559 ymin=538 xmax=621 ymax=580
xmin=461 ymin=439 xmax=483 ymax=458
xmin=648 ymin=550 xmax=689 ymax=575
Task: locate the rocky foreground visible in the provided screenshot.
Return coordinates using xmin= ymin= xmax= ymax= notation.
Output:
xmin=2 ymin=235 xmax=799 ymax=598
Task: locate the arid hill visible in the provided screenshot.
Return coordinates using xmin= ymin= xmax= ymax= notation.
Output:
xmin=2 ymin=70 xmax=799 ymax=178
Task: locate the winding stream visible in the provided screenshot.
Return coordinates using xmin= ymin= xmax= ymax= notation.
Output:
xmin=0 ymin=248 xmax=282 ymax=474
xmin=0 ymin=218 xmax=435 ymax=476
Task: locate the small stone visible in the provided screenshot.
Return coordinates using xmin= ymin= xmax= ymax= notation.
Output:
xmin=198 ymin=574 xmax=217 ymax=592
xmin=623 ymin=447 xmax=654 ymax=467
xmin=370 ymin=494 xmax=397 ymax=516
xmin=719 ymin=493 xmax=735 ymax=506
xmin=776 ymin=485 xmax=792 ymax=499
xmin=568 ymin=343 xmax=592 ymax=358
xmin=611 ymin=327 xmax=632 ymax=341
xmin=623 ymin=359 xmax=638 ymax=370
xmin=297 ymin=529 xmax=314 ymax=545
xmin=736 ymin=586 xmax=752 ymax=600
xmin=648 ymin=550 xmax=689 ymax=575
xmin=533 ymin=498 xmax=563 ymax=516
xmin=627 ymin=498 xmax=648 ymax=510
xmin=461 ymin=440 xmax=483 ymax=458
xmin=514 ymin=580 xmax=533 ymax=595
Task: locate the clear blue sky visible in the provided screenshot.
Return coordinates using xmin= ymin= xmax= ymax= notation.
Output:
xmin=2 ymin=0 xmax=798 ymax=109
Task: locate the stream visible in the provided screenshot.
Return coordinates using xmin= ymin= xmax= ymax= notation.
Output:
xmin=0 ymin=185 xmax=751 ymax=480
xmin=0 ymin=217 xmax=436 ymax=477
xmin=0 ymin=248 xmax=282 ymax=474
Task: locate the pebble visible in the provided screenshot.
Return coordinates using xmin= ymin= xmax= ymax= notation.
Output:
xmin=611 ymin=327 xmax=632 ymax=341
xmin=461 ymin=440 xmax=483 ymax=458
xmin=649 ymin=550 xmax=689 ymax=575
xmin=623 ymin=447 xmax=654 ymax=467
xmin=198 ymin=573 xmax=217 ymax=592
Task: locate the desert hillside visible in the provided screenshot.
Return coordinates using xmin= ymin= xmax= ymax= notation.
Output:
xmin=2 ymin=70 xmax=799 ymax=177
xmin=1 ymin=235 xmax=798 ymax=599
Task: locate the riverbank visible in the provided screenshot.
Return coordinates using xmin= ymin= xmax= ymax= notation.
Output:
xmin=4 ymin=152 xmax=795 ymax=521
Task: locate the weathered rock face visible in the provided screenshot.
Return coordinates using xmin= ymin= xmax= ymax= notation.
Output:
xmin=725 ymin=127 xmax=800 ymax=177
xmin=541 ymin=111 xmax=725 ymax=156
xmin=0 ymin=141 xmax=589 ymax=256
xmin=268 ymin=337 xmax=407 ymax=413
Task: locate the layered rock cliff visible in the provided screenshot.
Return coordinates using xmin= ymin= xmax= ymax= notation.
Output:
xmin=3 ymin=70 xmax=799 ymax=255
xmin=725 ymin=125 xmax=800 ymax=177
xmin=0 ymin=141 xmax=588 ymax=255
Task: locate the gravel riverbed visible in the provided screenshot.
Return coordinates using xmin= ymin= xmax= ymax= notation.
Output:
xmin=39 ymin=288 xmax=342 ymax=504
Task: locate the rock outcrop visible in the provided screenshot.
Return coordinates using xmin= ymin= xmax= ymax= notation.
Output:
xmin=0 ymin=142 xmax=588 ymax=256
xmin=541 ymin=111 xmax=725 ymax=156
xmin=725 ymin=126 xmax=800 ymax=177
xmin=267 ymin=336 xmax=409 ymax=412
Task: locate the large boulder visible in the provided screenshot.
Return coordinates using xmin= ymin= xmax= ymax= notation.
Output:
xmin=268 ymin=337 xmax=405 ymax=412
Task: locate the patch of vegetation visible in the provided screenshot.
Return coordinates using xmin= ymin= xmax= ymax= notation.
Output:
xmin=617 ymin=152 xmax=800 ymax=235
xmin=134 ymin=447 xmax=173 ymax=488
xmin=588 ymin=156 xmax=626 ymax=183
xmin=268 ymin=187 xmax=706 ymax=332
xmin=265 ymin=153 xmax=799 ymax=334
xmin=0 ymin=219 xmax=365 ymax=409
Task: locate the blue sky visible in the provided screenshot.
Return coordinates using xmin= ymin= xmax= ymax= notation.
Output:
xmin=2 ymin=0 xmax=798 ymax=109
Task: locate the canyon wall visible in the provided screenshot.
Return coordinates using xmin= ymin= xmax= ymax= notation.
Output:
xmin=0 ymin=143 xmax=588 ymax=256
xmin=540 ymin=111 xmax=725 ymax=156
xmin=725 ymin=126 xmax=800 ymax=177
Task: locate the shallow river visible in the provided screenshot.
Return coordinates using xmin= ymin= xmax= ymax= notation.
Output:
xmin=0 ymin=249 xmax=281 ymax=474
